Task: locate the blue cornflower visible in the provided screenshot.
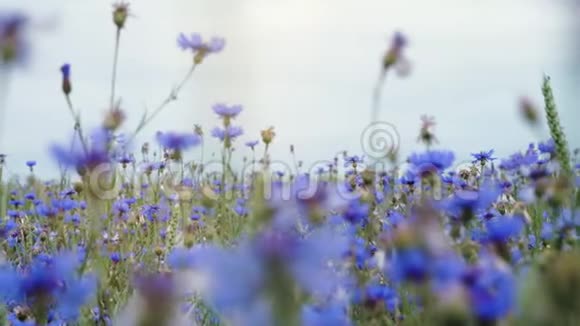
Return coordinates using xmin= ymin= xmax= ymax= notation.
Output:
xmin=400 ymin=170 xmax=418 ymax=186
xmin=156 ymin=131 xmax=201 ymax=150
xmin=431 ymin=253 xmax=466 ymax=287
xmin=556 ymin=208 xmax=580 ymax=233
xmin=392 ymin=31 xmax=407 ymax=49
xmin=245 ymin=140 xmax=259 ymax=149
xmin=343 ymin=199 xmax=369 ymax=225
xmin=353 ymin=283 xmax=399 ymax=312
xmin=60 ymin=63 xmax=71 ymax=79
xmin=177 ymin=33 xmax=224 ymax=63
xmin=386 ymin=210 xmax=405 ymax=227
xmin=234 ymin=198 xmax=248 ymax=216
xmin=167 ymin=247 xmax=196 ymax=270
xmin=212 ymin=103 xmax=243 ymax=119
xmin=0 ymin=252 xmax=97 ymax=322
xmin=50 ymin=128 xmax=111 ymax=171
xmin=302 ymin=303 xmax=352 ymax=326
xmin=538 ymin=139 xmax=555 ymax=155
xmin=471 ymin=150 xmax=496 ymax=164
xmin=344 ymin=155 xmax=363 ymax=168
xmin=177 ymin=33 xmax=225 ymax=53
xmin=444 ymin=182 xmax=502 ymax=218
xmin=383 ymin=31 xmax=410 ymax=76
xmin=109 ymin=252 xmax=122 ymax=263
xmin=64 ymin=213 xmax=81 ymax=225
xmin=408 ymin=150 xmax=455 ymax=175
xmin=500 ymin=150 xmax=538 ymax=171
xmin=60 ymin=63 xmax=72 ymax=95
xmin=389 ymin=247 xmax=430 ymax=283
xmin=464 ymin=266 xmax=515 ymax=322
xmin=211 ymin=126 xmax=244 ymax=142
xmin=117 ymin=153 xmax=134 ymax=166
xmin=528 ymin=234 xmax=537 ymax=249
xmin=484 ymin=216 xmax=524 ymax=243
xmin=25 ymin=160 xmax=36 ymax=168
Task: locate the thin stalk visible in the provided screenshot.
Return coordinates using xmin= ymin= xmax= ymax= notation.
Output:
xmin=64 ymin=95 xmax=89 ymax=154
xmin=130 ymin=64 xmax=197 ymax=140
xmin=0 ymin=70 xmax=10 ymax=220
xmin=110 ymin=28 xmax=122 ymax=109
xmin=371 ymin=70 xmax=387 ymax=122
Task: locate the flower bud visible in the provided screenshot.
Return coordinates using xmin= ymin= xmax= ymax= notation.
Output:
xmin=261 ymin=126 xmax=276 ymax=145
xmin=519 ymin=97 xmax=539 ymax=125
xmin=103 ymin=107 xmax=126 ymax=130
xmin=113 ymin=2 xmax=130 ymax=29
xmin=60 ymin=63 xmax=72 ymax=95
xmin=194 ymin=124 xmax=203 ymax=136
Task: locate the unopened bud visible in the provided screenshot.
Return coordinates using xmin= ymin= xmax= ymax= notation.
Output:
xmin=103 ymin=107 xmax=126 ymax=130
xmin=519 ymin=97 xmax=539 ymax=125
xmin=261 ymin=126 xmax=275 ymax=145
xmin=112 ymin=2 xmax=130 ymax=29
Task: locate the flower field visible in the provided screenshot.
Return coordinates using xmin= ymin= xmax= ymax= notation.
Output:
xmin=1 ymin=2 xmax=580 ymax=326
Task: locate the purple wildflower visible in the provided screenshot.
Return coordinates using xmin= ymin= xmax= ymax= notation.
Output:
xmin=245 ymin=140 xmax=259 ymax=149
xmin=212 ymin=103 xmax=243 ymax=119
xmin=211 ymin=126 xmax=244 ymax=142
xmin=156 ymin=131 xmax=201 ymax=150
xmin=1 ymin=12 xmax=28 ymax=65
xmin=408 ymin=150 xmax=455 ymax=175
xmin=471 ymin=150 xmax=496 ymax=164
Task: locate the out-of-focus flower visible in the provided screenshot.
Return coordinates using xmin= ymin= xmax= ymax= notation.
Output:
xmin=538 ymin=139 xmax=555 ymax=155
xmin=156 ymin=131 xmax=201 ymax=151
xmin=463 ymin=265 xmax=516 ymax=323
xmin=112 ymin=2 xmax=130 ymax=29
xmin=211 ymin=126 xmax=243 ymax=143
xmin=471 ymin=150 xmax=496 ymax=165
xmin=245 ymin=140 xmax=259 ymax=150
xmin=0 ymin=251 xmax=97 ymax=322
xmin=417 ymin=115 xmax=438 ymax=146
xmin=212 ymin=103 xmax=242 ymax=120
xmin=302 ymin=303 xmax=352 ymax=326
xmin=50 ymin=128 xmax=111 ymax=174
xmin=261 ymin=126 xmax=276 ymax=145
xmin=444 ymin=182 xmax=502 ymax=220
xmin=519 ymin=97 xmax=539 ymax=125
xmin=408 ymin=150 xmax=455 ymax=175
xmin=484 ymin=216 xmax=524 ymax=244
xmin=344 ymin=155 xmax=364 ymax=168
xmin=177 ymin=33 xmax=225 ymax=64
xmin=382 ymin=31 xmax=410 ymax=77
xmin=1 ymin=12 xmax=28 ymax=66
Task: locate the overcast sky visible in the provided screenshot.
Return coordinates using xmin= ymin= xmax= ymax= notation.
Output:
xmin=1 ymin=0 xmax=579 ymax=178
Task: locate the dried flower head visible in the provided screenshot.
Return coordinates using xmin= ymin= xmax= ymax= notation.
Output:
xmin=194 ymin=124 xmax=203 ymax=136
xmin=112 ymin=2 xmax=130 ymax=29
xmin=519 ymin=97 xmax=539 ymax=125
xmin=261 ymin=126 xmax=276 ymax=145
xmin=103 ymin=105 xmax=126 ymax=131
xmin=418 ymin=115 xmax=438 ymax=146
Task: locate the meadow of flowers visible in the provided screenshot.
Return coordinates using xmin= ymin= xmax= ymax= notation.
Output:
xmin=1 ymin=3 xmax=580 ymax=326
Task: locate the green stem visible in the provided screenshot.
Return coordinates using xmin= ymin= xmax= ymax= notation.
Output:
xmin=130 ymin=64 xmax=197 ymax=140
xmin=110 ymin=28 xmax=122 ymax=109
